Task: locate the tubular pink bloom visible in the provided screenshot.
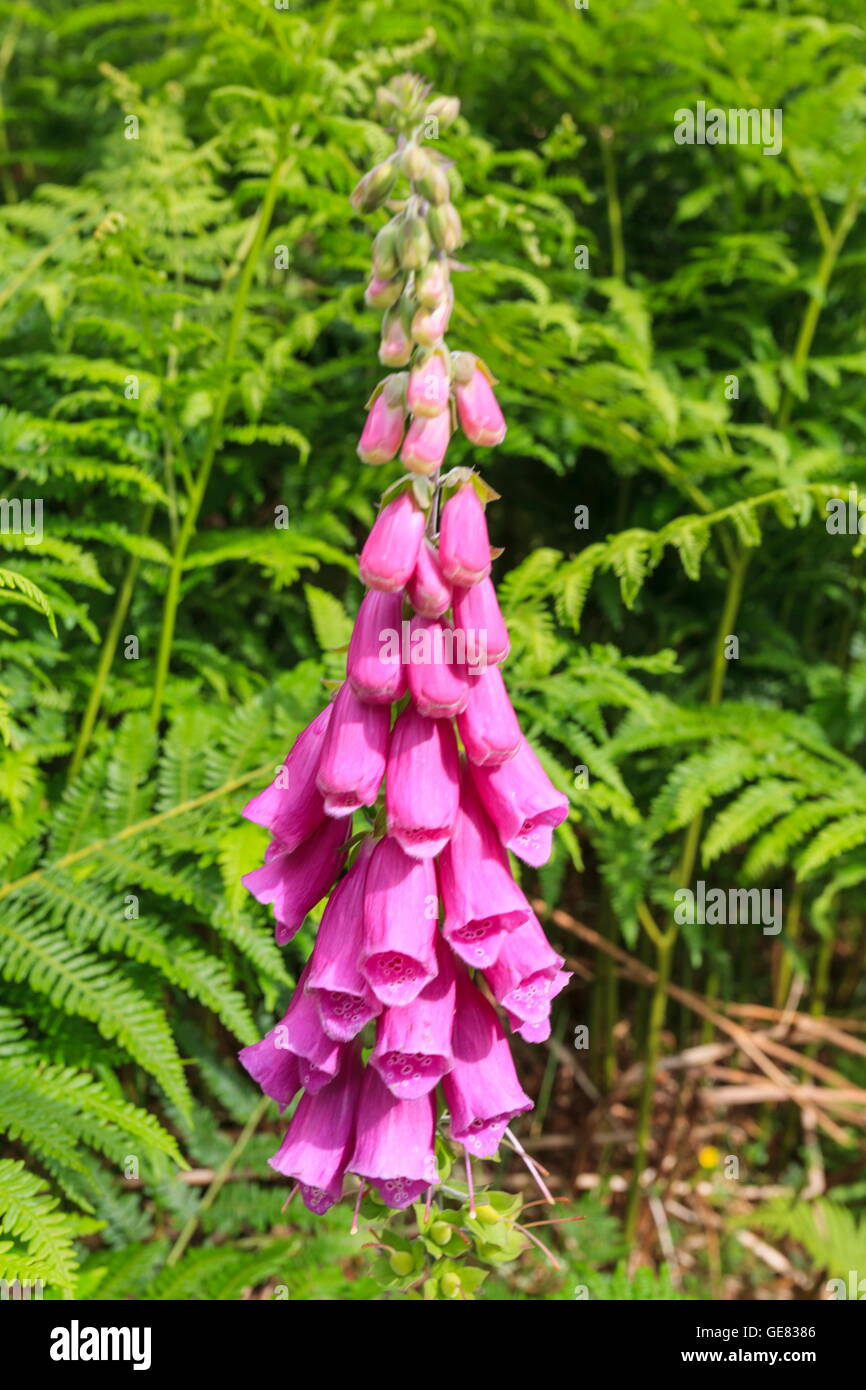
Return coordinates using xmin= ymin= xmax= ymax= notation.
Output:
xmin=316 ymin=683 xmax=389 ymax=817
xmin=505 ymin=1005 xmax=567 ymax=1043
xmin=457 ymin=664 xmax=521 ymax=766
xmin=484 ymin=915 xmax=571 ymax=1033
xmin=360 ymin=836 xmax=438 ymax=1006
xmin=406 ymin=615 xmax=470 ymax=719
xmin=347 ymin=589 xmax=407 ymax=705
xmin=407 ymin=539 xmax=452 ymax=619
xmin=348 ymin=1066 xmax=437 ymax=1209
xmin=439 ymin=772 xmax=531 ymax=967
xmin=370 ymin=936 xmax=456 ymax=1098
xmin=238 ymin=1033 xmax=301 ymax=1111
xmin=357 ymin=387 xmax=406 ymax=465
xmin=455 ymin=360 xmax=507 ymax=446
xmin=242 ymin=962 xmax=344 ymax=1097
xmin=411 ymin=286 xmax=454 ymax=347
xmin=452 ymin=577 xmax=510 ymax=669
xmin=407 ymin=349 xmax=450 ymax=417
xmin=438 ymin=483 xmax=491 ymax=585
xmin=359 ymin=490 xmax=426 ymax=591
xmin=386 ymin=704 xmax=460 ymax=858
xmin=242 ymin=814 xmax=350 ymax=945
xmin=469 ymin=736 xmax=568 ymax=865
xmin=269 ymin=1044 xmax=362 ymax=1215
xmin=443 ymin=970 xmax=532 ymax=1158
xmin=241 ymin=707 xmax=330 ymax=853
xmin=400 ymin=410 xmax=451 ymax=476
xmin=306 ymin=846 xmax=382 ymax=1041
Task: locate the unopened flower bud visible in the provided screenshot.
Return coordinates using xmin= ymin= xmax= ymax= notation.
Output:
xmin=401 ymin=144 xmax=429 ymax=182
xmin=417 ymin=163 xmax=450 ymax=205
xmin=415 ymin=258 xmax=450 ymax=309
xmin=372 ymin=221 xmax=400 ymax=279
xmin=379 ymin=306 xmax=413 ymax=367
xmin=427 ymin=202 xmax=463 ymax=253
xmin=411 ymin=286 xmax=453 ymax=347
xmin=426 ymin=96 xmax=460 ymax=128
xmin=365 ymin=274 xmax=404 ymax=310
xmin=350 ymin=159 xmax=398 ymax=213
xmin=407 ymin=348 xmax=450 ymax=417
xmin=398 ymin=214 xmax=431 ymax=271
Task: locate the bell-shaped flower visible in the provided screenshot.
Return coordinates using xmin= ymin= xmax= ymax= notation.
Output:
xmin=347 ymin=589 xmax=407 ymax=705
xmin=242 ymin=814 xmax=350 ymax=945
xmin=359 ymin=490 xmax=426 ymax=591
xmin=370 ymin=936 xmax=455 ymax=1098
xmin=439 ymin=483 xmax=491 ymax=586
xmin=241 ymin=962 xmax=344 ymax=1099
xmin=386 ymin=704 xmax=460 ymax=858
xmin=407 ymin=539 xmax=452 ymax=619
xmin=306 ymin=845 xmax=382 ymax=1041
xmin=400 ymin=410 xmax=451 ymax=476
xmin=316 ymin=683 xmax=389 ymax=817
xmin=357 ymin=379 xmax=406 ymax=464
xmin=443 ymin=971 xmax=532 ymax=1158
xmin=406 ymin=614 xmax=470 ymax=719
xmin=269 ymin=1044 xmax=362 ymax=1215
xmin=455 ymin=355 xmax=507 ymax=446
xmin=469 ymin=736 xmax=568 ymax=865
xmin=360 ymin=836 xmax=438 ymax=1006
xmin=439 ymin=772 xmax=530 ymax=967
xmin=452 ymin=577 xmax=510 ymax=670
xmin=484 ymin=915 xmax=570 ymax=1034
xmin=348 ymin=1066 xmax=438 ymax=1209
xmin=407 ymin=348 xmax=450 ymax=417
xmin=457 ymin=664 xmax=521 ymax=765
xmin=242 ymin=704 xmax=331 ymax=853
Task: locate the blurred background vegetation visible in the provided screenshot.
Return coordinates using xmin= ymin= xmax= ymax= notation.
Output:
xmin=1 ymin=0 xmax=866 ymax=1300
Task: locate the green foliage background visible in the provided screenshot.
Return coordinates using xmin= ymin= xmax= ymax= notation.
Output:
xmin=1 ymin=0 xmax=865 ymax=1299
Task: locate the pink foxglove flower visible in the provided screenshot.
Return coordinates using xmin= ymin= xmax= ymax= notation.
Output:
xmin=407 ymin=348 xmax=450 ymax=417
xmin=242 ymin=704 xmax=331 ymax=852
xmin=347 ymin=589 xmax=406 ymax=704
xmin=242 ymin=813 xmax=349 ymax=945
xmin=452 ymin=576 xmax=510 ymax=669
xmin=316 ymin=683 xmax=389 ymax=816
xmin=439 ymin=483 xmax=491 ymax=585
xmin=379 ymin=305 xmax=412 ymax=366
xmin=360 ymin=836 xmax=438 ymax=1005
xmin=411 ymin=286 xmax=454 ymax=347
xmin=239 ymin=1031 xmax=301 ymax=1111
xmin=439 ymin=772 xmax=531 ymax=966
xmin=443 ymin=969 xmax=532 ymax=1158
xmin=469 ymin=736 xmax=568 ymax=866
xmin=359 ymin=489 xmax=426 ymax=591
xmin=269 ymin=1043 xmax=362 ymax=1214
xmin=386 ymin=703 xmax=460 ymax=858
xmin=457 ymin=663 xmax=521 ymax=765
xmin=240 ymin=962 xmax=342 ymax=1100
xmin=406 ymin=615 xmax=470 ymax=719
xmin=455 ymin=354 xmax=507 ymax=446
xmin=370 ymin=935 xmax=455 ymax=1098
xmin=348 ymin=1066 xmax=437 ymax=1209
xmin=484 ymin=915 xmax=571 ymax=1038
xmin=407 ymin=538 xmax=452 ymax=618
xmin=306 ymin=846 xmax=382 ymax=1041
xmin=357 ymin=379 xmax=406 ymax=464
xmin=400 ymin=410 xmax=451 ymax=476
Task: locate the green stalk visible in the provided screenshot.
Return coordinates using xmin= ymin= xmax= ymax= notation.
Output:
xmin=149 ymin=150 xmax=288 ymax=728
xmin=599 ymin=125 xmax=626 ymax=279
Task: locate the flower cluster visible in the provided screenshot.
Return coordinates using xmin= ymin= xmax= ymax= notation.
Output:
xmin=238 ymin=75 xmax=570 ymax=1218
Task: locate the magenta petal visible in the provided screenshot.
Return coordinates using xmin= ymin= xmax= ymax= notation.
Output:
xmin=242 ymin=814 xmax=350 ymax=944
xmin=407 ymin=539 xmax=452 ymax=619
xmin=238 ymin=1037 xmax=301 ymax=1112
xmin=360 ymin=837 xmax=438 ymax=1006
xmin=457 ymin=664 xmax=521 ymax=766
xmin=242 ymin=705 xmax=331 ymax=852
xmin=443 ymin=972 xmax=532 ymax=1158
xmin=452 ymin=577 xmax=510 ymax=669
xmin=386 ymin=704 xmax=460 ymax=858
xmin=484 ymin=916 xmax=569 ymax=1025
xmin=306 ymin=847 xmax=382 ymax=1041
xmin=469 ymin=736 xmax=568 ymax=865
xmin=456 ymin=368 xmax=506 ymax=447
xmin=316 ymin=683 xmax=389 ymax=816
xmin=348 ymin=1066 xmax=437 ymax=1206
xmin=347 ymin=589 xmax=407 ymax=705
xmin=440 ymin=772 xmax=531 ymax=968
xmin=359 ymin=491 xmax=425 ymax=591
xmin=439 ymin=484 xmax=491 ymax=586
xmin=358 ymin=391 xmax=405 ymax=465
xmin=406 ymin=614 xmax=470 ymax=719
xmin=269 ymin=1044 xmax=362 ymax=1193
xmin=370 ymin=937 xmax=456 ymax=1098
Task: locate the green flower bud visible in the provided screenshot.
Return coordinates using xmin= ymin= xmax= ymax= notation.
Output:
xmin=365 ymin=274 xmax=405 ymax=310
xmin=389 ymin=1251 xmax=414 ymax=1276
xmin=427 ymin=203 xmax=463 ymax=253
xmin=398 ymin=214 xmax=431 ymax=270
xmin=426 ymin=96 xmax=460 ymax=128
xmin=351 ymin=160 xmax=398 ymax=213
xmin=372 ymin=221 xmax=400 ymax=279
xmin=473 ymin=1203 xmax=501 ymax=1225
xmin=417 ymin=163 xmax=450 ymax=206
xmin=430 ymin=1221 xmax=452 ymax=1246
xmin=440 ymin=1271 xmax=462 ymax=1298
xmin=401 ymin=144 xmax=430 ymax=182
